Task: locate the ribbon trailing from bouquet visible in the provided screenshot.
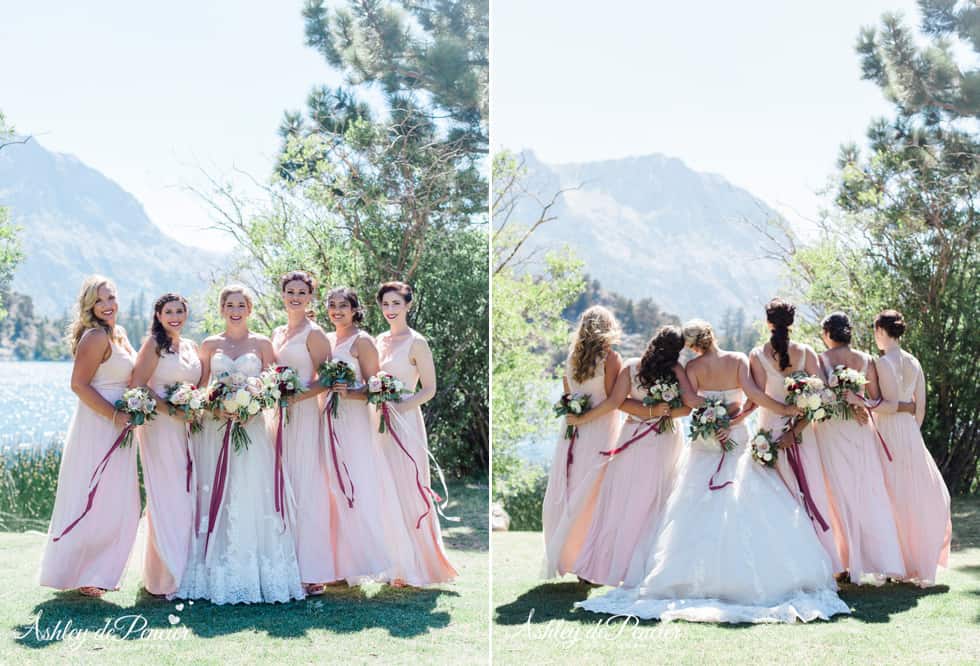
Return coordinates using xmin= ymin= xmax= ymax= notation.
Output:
xmin=324 ymin=401 xmax=356 ymax=508
xmin=184 ymin=435 xmax=193 ymax=494
xmin=52 ymin=424 xmax=134 ymax=542
xmin=856 ymin=396 xmax=894 ymax=462
xmin=785 ymin=441 xmax=830 ymax=532
xmin=273 ymin=407 xmax=287 ymax=530
xmin=599 ymin=421 xmax=660 ymax=457
xmin=565 ymin=428 xmax=577 ymax=490
xmin=205 ymin=420 xmax=233 ymax=555
xmin=708 ymin=447 xmax=734 ymax=491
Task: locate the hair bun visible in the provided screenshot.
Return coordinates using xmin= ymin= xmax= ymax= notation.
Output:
xmin=874 ymin=309 xmax=906 ymax=339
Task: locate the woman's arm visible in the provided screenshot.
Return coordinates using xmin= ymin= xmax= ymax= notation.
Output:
xmin=130 ymin=337 xmax=162 ymax=396
xmin=296 ymin=327 xmax=331 ymax=403
xmin=335 ymin=335 xmax=378 ymax=403
xmin=567 ymin=366 xmax=631 ymax=426
xmin=70 ymin=329 xmax=123 ymax=423
xmin=397 ymin=337 xmax=436 ymax=411
xmin=913 ymin=356 xmax=927 ymax=427
xmin=738 ymin=355 xmax=799 ymax=417
xmin=603 ymin=351 xmax=621 ymax=397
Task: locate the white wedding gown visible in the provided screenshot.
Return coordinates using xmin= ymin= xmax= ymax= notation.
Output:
xmin=577 ymin=389 xmax=850 ymax=623
xmin=175 ymin=351 xmax=305 ymax=604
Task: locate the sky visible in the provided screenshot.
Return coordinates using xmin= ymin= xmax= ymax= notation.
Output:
xmin=0 ymin=1 xmax=342 ymax=251
xmin=491 ymin=0 xmax=923 ymax=232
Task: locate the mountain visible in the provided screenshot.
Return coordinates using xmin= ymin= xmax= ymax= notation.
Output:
xmin=513 ymin=150 xmax=786 ymax=321
xmin=0 ymin=138 xmax=220 ymax=316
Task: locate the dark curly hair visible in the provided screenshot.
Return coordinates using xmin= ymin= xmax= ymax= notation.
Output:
xmin=636 ymin=325 xmax=685 ymax=390
xmin=280 ymin=270 xmax=316 ymax=294
xmin=376 ymin=280 xmax=413 ymax=304
xmin=874 ymin=309 xmax=906 ymax=339
xmin=151 ymin=293 xmax=188 ymax=356
xmin=765 ymin=298 xmax=796 ymax=370
xmin=326 ymin=286 xmax=365 ymax=325
xmin=821 ymin=311 xmax=852 ymax=345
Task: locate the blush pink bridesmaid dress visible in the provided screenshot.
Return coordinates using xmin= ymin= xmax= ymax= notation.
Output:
xmin=40 ymin=340 xmax=139 ymax=591
xmin=138 ymin=339 xmax=201 ymax=595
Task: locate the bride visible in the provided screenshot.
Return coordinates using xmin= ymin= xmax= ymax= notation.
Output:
xmin=176 ymin=284 xmax=305 ymax=604
xmin=577 ymin=320 xmax=850 ymax=624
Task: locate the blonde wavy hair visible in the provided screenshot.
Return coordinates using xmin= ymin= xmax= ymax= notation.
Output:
xmin=67 ymin=275 xmax=123 ymax=356
xmin=568 ymin=306 xmax=621 ymax=383
xmin=219 ymin=284 xmax=254 ymax=309
xmin=682 ymin=318 xmax=716 ymax=352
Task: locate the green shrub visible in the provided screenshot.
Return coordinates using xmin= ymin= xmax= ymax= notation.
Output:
xmin=494 ymin=462 xmax=547 ymax=531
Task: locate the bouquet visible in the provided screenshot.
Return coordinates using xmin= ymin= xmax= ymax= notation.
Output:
xmin=553 ymin=392 xmax=592 ymax=440
xmin=318 ymin=359 xmax=357 ymax=417
xmin=367 ymin=371 xmax=408 ymax=433
xmin=260 ymin=365 xmax=307 ymax=418
xmin=827 ymin=364 xmax=870 ymax=420
xmin=750 ymin=429 xmax=780 ymax=467
xmin=113 ymin=387 xmax=157 ymax=447
xmin=642 ymin=378 xmax=683 ymax=432
xmin=205 ymin=374 xmax=267 ymax=451
xmin=783 ymin=372 xmax=834 ymax=423
xmin=163 ymin=382 xmax=207 ymax=433
xmin=688 ymin=397 xmax=735 ymax=451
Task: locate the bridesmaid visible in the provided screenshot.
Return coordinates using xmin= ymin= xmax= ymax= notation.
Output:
xmin=131 ymin=293 xmax=201 ymax=596
xmin=814 ymin=312 xmax=906 ymax=583
xmin=569 ymin=325 xmax=689 ymax=587
xmin=540 ymin=306 xmax=623 ymax=579
xmin=748 ymin=298 xmax=843 ymax=573
xmin=271 ymin=270 xmax=336 ymax=595
xmin=868 ymin=309 xmax=951 ymax=586
xmin=322 ymin=286 xmax=406 ymax=584
xmin=374 ymin=281 xmax=457 ymax=586
xmin=39 ymin=276 xmax=139 ymax=597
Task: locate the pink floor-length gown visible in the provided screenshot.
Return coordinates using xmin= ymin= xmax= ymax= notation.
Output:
xmin=138 ymin=339 xmax=201 ymax=595
xmin=753 ymin=349 xmax=844 ymax=573
xmin=40 ymin=341 xmax=139 ymax=590
xmin=873 ymin=351 xmax=951 ymax=585
xmin=323 ymin=330 xmax=407 ymax=583
xmin=572 ymin=360 xmax=682 ymax=587
xmin=375 ymin=329 xmax=457 ymax=586
xmin=541 ymin=353 xmax=622 ymax=579
xmin=815 ymin=356 xmax=906 ymax=583
xmin=273 ymin=323 xmax=337 ymax=585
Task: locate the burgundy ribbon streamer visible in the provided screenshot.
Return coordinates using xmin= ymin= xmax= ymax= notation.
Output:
xmin=273 ymin=408 xmax=287 ymax=529
xmin=52 ymin=424 xmax=134 ymax=542
xmin=708 ymin=449 xmax=734 ymax=491
xmin=381 ymin=402 xmax=432 ymax=529
xmin=205 ymin=421 xmax=233 ymax=555
xmin=185 ymin=440 xmax=193 ymax=494
xmin=785 ymin=443 xmax=830 ymax=531
xmin=564 ymin=429 xmax=577 ymax=489
xmin=600 ymin=421 xmax=660 ymax=457
xmin=325 ymin=401 xmax=356 ymax=508
xmin=869 ymin=413 xmax=893 ymax=462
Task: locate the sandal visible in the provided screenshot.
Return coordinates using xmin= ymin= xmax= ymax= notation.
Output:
xmin=305 ymin=583 xmax=326 ymax=596
xmin=78 ymin=586 xmax=105 ymax=598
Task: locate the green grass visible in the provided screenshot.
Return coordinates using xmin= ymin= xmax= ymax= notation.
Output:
xmin=492 ymin=497 xmax=980 ymax=665
xmin=0 ymin=482 xmax=488 ymax=665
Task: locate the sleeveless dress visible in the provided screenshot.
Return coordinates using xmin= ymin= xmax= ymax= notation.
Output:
xmin=324 ymin=330 xmax=406 ymax=584
xmin=874 ymin=351 xmax=951 ymax=585
xmin=572 ymin=360 xmax=682 ymax=586
xmin=272 ymin=324 xmax=337 ymax=585
xmin=40 ymin=340 xmax=139 ymax=591
xmin=541 ymin=352 xmax=623 ymax=578
xmin=752 ymin=348 xmax=844 ymax=573
xmin=376 ymin=329 xmax=457 ymax=586
xmin=138 ymin=339 xmax=201 ymax=595
xmin=578 ymin=389 xmax=850 ymax=623
xmin=176 ymin=351 xmax=305 ymax=604
xmin=814 ymin=356 xmax=906 ymax=583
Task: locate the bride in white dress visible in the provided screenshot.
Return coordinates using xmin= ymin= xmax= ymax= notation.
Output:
xmin=176 ymin=285 xmax=305 ymax=604
xmin=578 ymin=320 xmax=850 ymax=623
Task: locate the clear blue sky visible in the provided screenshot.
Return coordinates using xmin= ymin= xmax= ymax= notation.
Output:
xmin=491 ymin=0 xmax=922 ymax=230
xmin=0 ymin=1 xmax=342 ymax=251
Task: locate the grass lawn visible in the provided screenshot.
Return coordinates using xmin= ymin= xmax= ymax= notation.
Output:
xmin=0 ymin=482 xmax=488 ymax=665
xmin=492 ymin=497 xmax=980 ymax=665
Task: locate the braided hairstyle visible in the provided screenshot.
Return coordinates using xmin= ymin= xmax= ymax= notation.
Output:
xmin=765 ymin=298 xmax=796 ymax=370
xmin=821 ymin=311 xmax=852 ymax=344
xmin=636 ymin=325 xmax=685 ymax=390
xmin=151 ymin=293 xmax=189 ymax=356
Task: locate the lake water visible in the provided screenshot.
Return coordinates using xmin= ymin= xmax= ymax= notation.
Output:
xmin=0 ymin=361 xmax=74 ymax=451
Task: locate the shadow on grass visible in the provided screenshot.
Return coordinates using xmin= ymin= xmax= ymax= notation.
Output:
xmin=837 ymin=582 xmax=949 ymax=624
xmin=495 ymin=582 xmax=608 ymax=626
xmin=438 ymin=482 xmax=489 ymax=553
xmin=14 ymin=584 xmax=460 ymax=649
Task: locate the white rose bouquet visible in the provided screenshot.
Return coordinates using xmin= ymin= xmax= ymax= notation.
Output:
xmin=750 ymin=429 xmax=780 ymax=467
xmin=553 ymin=392 xmax=592 ymax=440
xmin=828 ymin=364 xmax=870 ymax=420
xmin=163 ymin=381 xmax=207 ymax=433
xmin=366 ymin=371 xmax=408 ymax=433
xmin=259 ymin=365 xmax=307 ymax=418
xmin=113 ymin=387 xmax=157 ymax=447
xmin=688 ymin=397 xmax=735 ymax=451
xmin=783 ymin=372 xmax=834 ymax=424
xmin=204 ymin=376 xmax=266 ymax=451
xmin=642 ymin=378 xmax=683 ymax=433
